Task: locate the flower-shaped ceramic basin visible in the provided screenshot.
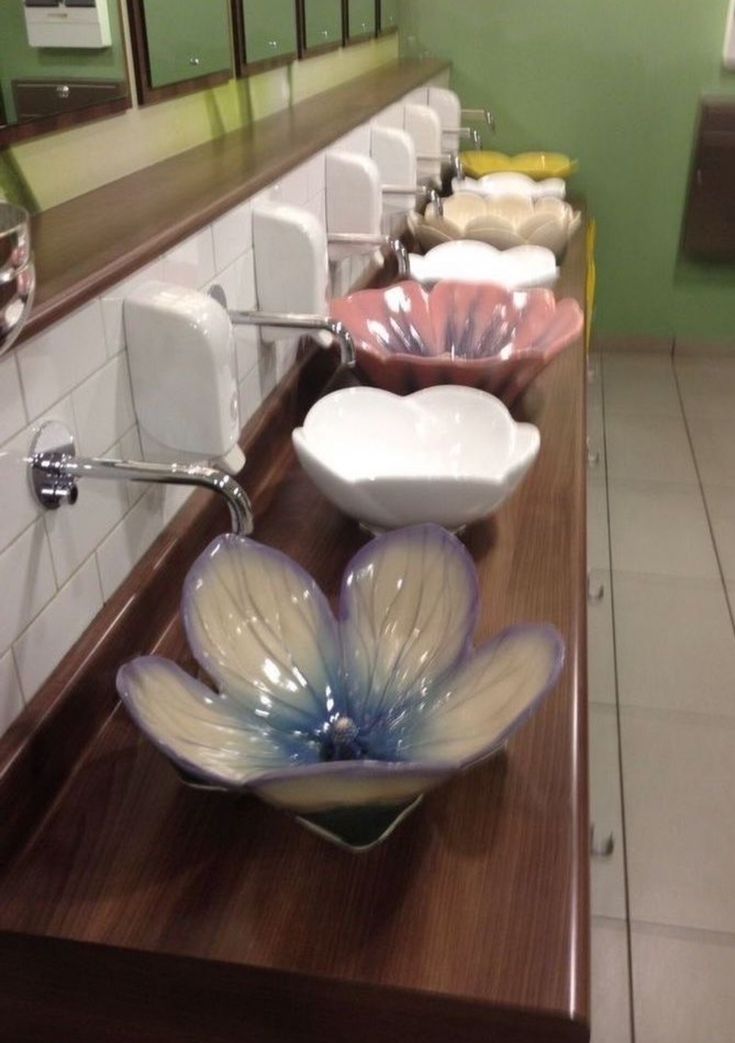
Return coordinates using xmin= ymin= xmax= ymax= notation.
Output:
xmin=452 ymin=173 xmax=567 ymax=200
xmin=459 ymin=151 xmax=579 ymax=181
xmin=412 ymin=192 xmax=582 ymax=259
xmin=330 ymin=280 xmax=583 ymax=405
xmin=409 ymin=240 xmax=558 ymax=290
xmin=117 ymin=525 xmax=564 ymax=850
xmin=293 ymin=386 xmax=540 ymax=532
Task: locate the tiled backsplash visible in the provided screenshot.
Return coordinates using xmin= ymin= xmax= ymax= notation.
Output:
xmin=0 ymin=82 xmax=444 ymax=736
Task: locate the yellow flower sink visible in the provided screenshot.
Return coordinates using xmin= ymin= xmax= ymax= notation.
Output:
xmin=460 ymin=151 xmax=579 ymax=181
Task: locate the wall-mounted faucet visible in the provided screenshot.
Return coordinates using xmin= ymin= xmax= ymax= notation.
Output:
xmin=462 ymin=108 xmax=496 ymax=133
xmin=381 ymin=184 xmax=444 ymax=217
xmin=28 ymin=421 xmax=253 ymax=536
xmin=417 ymin=151 xmax=464 ymax=180
xmin=442 ymin=127 xmax=482 ymax=150
xmin=208 ymin=284 xmax=355 ymax=366
xmin=326 ymin=233 xmax=409 ymax=278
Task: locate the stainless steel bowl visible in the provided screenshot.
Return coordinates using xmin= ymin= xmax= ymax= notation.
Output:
xmin=0 ymin=203 xmax=35 ymax=356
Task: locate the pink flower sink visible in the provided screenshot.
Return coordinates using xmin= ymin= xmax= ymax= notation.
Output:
xmin=330 ymin=280 xmax=583 ymax=405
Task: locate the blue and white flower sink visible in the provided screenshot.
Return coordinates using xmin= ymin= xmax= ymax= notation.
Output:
xmin=117 ymin=524 xmax=564 ymax=850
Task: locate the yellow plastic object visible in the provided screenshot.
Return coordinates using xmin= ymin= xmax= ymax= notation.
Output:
xmin=585 ymin=219 xmax=597 ymax=355
xmin=460 ymin=151 xmax=579 ymax=181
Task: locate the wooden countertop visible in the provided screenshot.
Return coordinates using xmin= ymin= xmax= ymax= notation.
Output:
xmin=20 ymin=58 xmax=447 ymax=343
xmin=0 ymin=226 xmax=590 ymax=1043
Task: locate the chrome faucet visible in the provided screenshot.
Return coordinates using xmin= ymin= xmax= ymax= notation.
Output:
xmin=442 ymin=127 xmax=482 ymax=149
xmin=462 ymin=108 xmax=496 ymax=133
xmin=326 ymin=233 xmax=409 ymax=278
xmin=208 ymin=285 xmax=356 ymax=367
xmin=381 ymin=184 xmax=444 ymax=217
xmin=417 ymin=151 xmax=464 ymax=179
xmin=29 ymin=421 xmax=254 ymax=536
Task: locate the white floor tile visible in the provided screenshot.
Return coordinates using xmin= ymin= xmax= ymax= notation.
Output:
xmin=591 ymin=918 xmax=631 ymax=1043
xmin=686 ymin=414 xmax=735 ymax=487
xmin=631 ymin=923 xmax=735 ymax=1043
xmin=605 ymin=414 xmax=697 ymax=484
xmin=608 ymin=481 xmax=719 ymax=579
xmin=704 ymin=485 xmax=735 ymax=583
xmin=590 ymin=706 xmax=627 ymax=919
xmin=613 ymin=572 xmax=735 ymax=717
xmin=588 ymin=479 xmax=611 ymax=572
xmin=676 ymin=357 xmax=735 ymax=420
xmin=588 ymin=568 xmax=616 ymax=706
xmin=621 ymin=707 xmax=735 ymax=933
xmin=603 ymin=354 xmax=681 ymax=417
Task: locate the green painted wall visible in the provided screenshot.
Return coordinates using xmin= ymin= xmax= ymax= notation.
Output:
xmin=401 ymin=0 xmax=735 ymax=342
xmin=0 ymin=0 xmax=127 ymax=124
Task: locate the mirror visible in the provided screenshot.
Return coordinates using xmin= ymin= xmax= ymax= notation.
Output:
xmin=127 ymin=0 xmax=232 ymax=106
xmin=377 ymin=0 xmax=397 ymax=35
xmin=298 ymin=0 xmax=344 ymax=57
xmin=232 ymin=0 xmax=298 ymax=77
xmin=0 ymin=0 xmax=131 ymax=147
xmin=344 ymin=0 xmax=376 ymax=44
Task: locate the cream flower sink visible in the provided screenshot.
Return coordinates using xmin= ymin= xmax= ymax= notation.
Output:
xmin=412 ymin=192 xmax=581 ymax=259
xmin=408 ymin=239 xmax=559 ymax=290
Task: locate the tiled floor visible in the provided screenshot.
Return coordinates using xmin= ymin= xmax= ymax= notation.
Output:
xmin=587 ymin=351 xmax=735 ymax=1042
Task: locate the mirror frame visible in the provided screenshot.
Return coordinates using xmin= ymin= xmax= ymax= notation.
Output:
xmin=126 ymin=0 xmax=233 ymax=106
xmin=342 ymin=0 xmax=377 ymax=48
xmin=231 ymin=1 xmax=299 ymax=78
xmin=297 ymin=0 xmax=345 ymax=59
xmin=376 ymin=0 xmax=398 ymax=37
xmin=0 ymin=0 xmax=132 ymax=148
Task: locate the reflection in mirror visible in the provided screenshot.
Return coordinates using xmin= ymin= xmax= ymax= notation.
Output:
xmin=0 ymin=202 xmax=35 ymax=358
xmin=0 ymin=0 xmax=130 ymax=146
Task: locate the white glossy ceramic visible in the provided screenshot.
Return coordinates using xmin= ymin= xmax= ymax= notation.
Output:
xmin=409 ymin=240 xmax=559 ymax=290
xmin=292 ymin=385 xmax=540 ymax=532
xmin=452 ymin=173 xmax=567 ymax=200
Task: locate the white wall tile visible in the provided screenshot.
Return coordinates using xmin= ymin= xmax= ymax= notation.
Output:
xmin=100 ymin=258 xmax=166 ymax=357
xmin=334 ymin=125 xmax=372 ymax=155
xmin=0 ymin=354 xmax=27 ymax=444
xmin=44 ymin=478 xmax=127 ymax=588
xmin=238 ymin=364 xmax=263 ymax=426
xmin=13 ymin=554 xmax=103 ymax=698
xmin=95 ymin=487 xmax=164 ymax=601
xmin=0 ymin=650 xmax=25 ymax=733
xmin=212 ymin=200 xmax=253 ymax=273
xmin=16 ymin=301 xmax=108 ymax=420
xmin=267 ymin=165 xmax=310 ymax=207
xmin=0 ymin=519 xmax=57 ymax=653
xmin=72 ymin=353 xmax=136 ymax=457
xmin=162 ymin=228 xmax=216 ymax=289
xmin=305 ymin=152 xmax=326 ymax=200
xmin=0 ymin=396 xmax=76 ymax=551
xmin=114 ymin=425 xmax=145 ymax=507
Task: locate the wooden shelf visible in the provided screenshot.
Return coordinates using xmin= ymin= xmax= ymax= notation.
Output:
xmin=0 ymin=225 xmax=590 ymax=1041
xmin=20 ymin=58 xmax=447 ymax=344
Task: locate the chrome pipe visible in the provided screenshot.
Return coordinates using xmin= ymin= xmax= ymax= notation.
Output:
xmin=227 ymin=309 xmax=356 ymax=367
xmin=29 ymin=422 xmax=254 ymax=536
xmin=442 ymin=127 xmax=482 ymax=149
xmin=417 ymin=152 xmax=464 ymax=179
xmin=327 ymin=232 xmax=409 ymax=278
xmin=461 ymin=108 xmax=496 ymax=132
xmin=381 ymin=185 xmax=444 ymax=217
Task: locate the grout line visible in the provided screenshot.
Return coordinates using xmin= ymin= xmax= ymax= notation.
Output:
xmin=597 ymin=352 xmax=637 ymax=1043
xmin=629 ymin=917 xmax=735 ymax=947
xmin=672 ymin=359 xmax=735 ymax=636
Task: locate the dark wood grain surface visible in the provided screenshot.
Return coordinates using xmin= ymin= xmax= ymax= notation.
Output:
xmin=0 ymin=225 xmax=589 ymax=1042
xmin=19 ymin=58 xmax=447 ymax=344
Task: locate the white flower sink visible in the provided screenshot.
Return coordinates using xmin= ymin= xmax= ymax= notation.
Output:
xmin=292 ymin=385 xmax=540 ymax=532
xmin=409 ymin=240 xmax=559 ymax=290
xmin=452 ymin=173 xmax=567 ymax=200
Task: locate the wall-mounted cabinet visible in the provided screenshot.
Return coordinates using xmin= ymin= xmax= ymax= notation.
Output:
xmin=344 ymin=0 xmax=376 ymax=44
xmin=232 ymin=0 xmax=298 ymax=75
xmin=127 ymin=0 xmax=232 ymax=105
xmin=298 ymin=0 xmax=344 ymax=57
xmin=377 ymin=0 xmax=398 ymax=35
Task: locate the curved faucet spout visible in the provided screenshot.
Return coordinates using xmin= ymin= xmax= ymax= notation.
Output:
xmin=226 ymin=308 xmax=356 ymax=367
xmin=28 ymin=422 xmax=254 ymax=536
